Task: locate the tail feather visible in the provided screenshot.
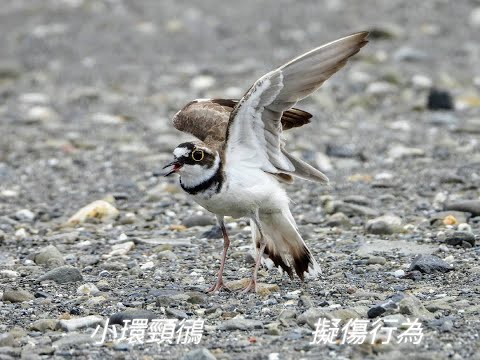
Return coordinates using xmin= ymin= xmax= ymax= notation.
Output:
xmin=251 ymin=210 xmax=321 ymax=281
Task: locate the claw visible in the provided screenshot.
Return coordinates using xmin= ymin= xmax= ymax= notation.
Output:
xmin=206 ymin=278 xmax=229 ymax=293
xmin=242 ymin=279 xmax=257 ymax=293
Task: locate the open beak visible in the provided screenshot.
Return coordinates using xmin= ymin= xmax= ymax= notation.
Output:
xmin=154 ymin=160 xmax=183 ymax=177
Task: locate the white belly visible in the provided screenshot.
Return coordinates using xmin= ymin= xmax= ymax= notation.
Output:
xmin=189 ymin=168 xmax=288 ymax=218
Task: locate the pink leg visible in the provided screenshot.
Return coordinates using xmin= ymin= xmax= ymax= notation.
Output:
xmin=207 ymin=219 xmax=230 ymax=293
xmin=243 ymin=213 xmax=266 ymax=293
xmin=242 ymin=242 xmax=266 ymax=293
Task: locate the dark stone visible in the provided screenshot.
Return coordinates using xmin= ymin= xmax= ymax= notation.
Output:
xmin=444 ymin=200 xmax=480 ymax=216
xmin=367 ymin=305 xmax=385 ymax=318
xmin=404 ymin=270 xmax=423 ymax=281
xmin=427 ymin=89 xmax=454 ymax=110
xmin=200 ymin=225 xmax=222 ymax=239
xmin=166 ymin=308 xmax=188 ymax=320
xmin=109 ymin=310 xmax=157 ymax=326
xmin=408 ymin=255 xmax=453 ymax=274
xmin=445 ymin=231 xmax=475 ymax=247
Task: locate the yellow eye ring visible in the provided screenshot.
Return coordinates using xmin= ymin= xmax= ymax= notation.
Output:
xmin=191 ymin=149 xmax=204 ymax=162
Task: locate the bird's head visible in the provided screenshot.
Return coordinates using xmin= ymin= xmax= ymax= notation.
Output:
xmin=158 ymin=142 xmax=219 ymax=180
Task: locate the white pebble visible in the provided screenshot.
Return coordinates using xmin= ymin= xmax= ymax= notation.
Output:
xmin=190 ymin=75 xmax=216 ymax=91
xmin=0 ymin=270 xmax=20 ymax=278
xmin=15 ymin=228 xmax=28 ymax=239
xmin=140 ymin=261 xmax=155 ymax=270
xmin=394 ymin=270 xmax=405 ymax=278
xmin=457 ymin=223 xmax=472 ymax=233
xmin=15 ymin=209 xmax=35 ymax=222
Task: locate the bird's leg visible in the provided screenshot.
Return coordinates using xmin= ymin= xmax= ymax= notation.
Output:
xmin=206 ymin=216 xmax=230 ymax=293
xmin=243 ymin=211 xmax=266 ymax=293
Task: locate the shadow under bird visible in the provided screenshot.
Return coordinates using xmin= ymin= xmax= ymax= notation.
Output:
xmin=158 ymin=31 xmax=369 ymax=293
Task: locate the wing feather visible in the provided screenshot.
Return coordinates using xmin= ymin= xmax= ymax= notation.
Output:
xmin=224 ymin=31 xmax=369 ymax=182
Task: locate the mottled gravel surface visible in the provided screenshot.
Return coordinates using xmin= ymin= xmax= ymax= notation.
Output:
xmin=1 ymin=1 xmax=480 ymax=359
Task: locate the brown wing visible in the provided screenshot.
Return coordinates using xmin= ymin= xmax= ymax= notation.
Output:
xmin=172 ymin=99 xmax=312 ymax=145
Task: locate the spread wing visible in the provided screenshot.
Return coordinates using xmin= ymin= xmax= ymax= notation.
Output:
xmin=224 ymin=31 xmax=369 ymax=182
xmin=172 ymin=99 xmax=312 ymax=146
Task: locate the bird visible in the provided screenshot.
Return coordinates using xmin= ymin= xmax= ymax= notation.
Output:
xmin=158 ymin=32 xmax=369 ymax=293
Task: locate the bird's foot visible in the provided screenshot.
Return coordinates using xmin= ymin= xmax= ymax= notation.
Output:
xmin=242 ymin=279 xmax=257 ymax=293
xmin=206 ymin=278 xmax=229 ymax=293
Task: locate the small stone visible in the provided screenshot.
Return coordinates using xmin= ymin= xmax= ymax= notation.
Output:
xmin=367 ymin=293 xmax=405 ymax=319
xmin=393 ymin=46 xmax=428 ymax=62
xmin=367 ymin=305 xmax=386 ymax=318
xmin=394 ymin=270 xmax=405 ymax=278
xmin=0 ymin=333 xmax=16 ymax=347
xmin=30 ymin=319 xmax=59 ymax=332
xmin=106 ymin=241 xmax=135 ymax=257
xmin=67 ymin=200 xmax=119 ymax=225
xmin=15 ymin=228 xmax=28 ymax=239
xmin=367 ymin=256 xmax=387 ymax=265
xmin=76 ymin=283 xmax=100 ymax=296
xmin=326 ymin=200 xmax=379 ymax=217
xmin=366 ymin=81 xmax=397 ymax=95
xmin=37 ymin=265 xmax=83 ymax=284
xmin=445 ymin=231 xmax=475 ymax=247
xmin=325 ymin=212 xmax=351 ymax=227
xmin=182 ymin=348 xmax=216 ymax=360
xmin=444 ymin=200 xmax=480 ymax=216
xmin=109 ymin=310 xmax=157 ymax=326
xmin=52 ymin=333 xmax=94 ymax=348
xmin=157 ymin=250 xmax=178 ymax=261
xmin=408 ymin=254 xmax=453 ymax=274
xmin=470 ymin=7 xmax=480 ymax=28
xmin=411 ymin=74 xmax=432 ymax=89
xmin=0 ymin=270 xmax=19 ymax=278
xmin=2 ymin=288 xmax=34 ymax=303
xmin=25 ymin=106 xmax=58 ymax=123
xmin=366 ymin=215 xmax=402 ymax=235
xmin=190 ymin=75 xmax=216 ymax=91
xmin=34 ymin=245 xmax=65 ymax=268
xmin=221 ymin=317 xmax=263 ymax=331
xmin=297 ymin=308 xmax=331 ymax=329
xmin=427 ymin=89 xmax=454 ymax=110
xmin=166 ymin=308 xmax=188 ymax=320
xmin=14 ymin=209 xmax=35 ymax=222
xmin=57 ymin=316 xmax=103 ymax=332
xmin=388 ymin=145 xmax=425 ymax=160
xmin=182 ymin=215 xmax=216 ymax=228
xmin=399 ymin=294 xmax=434 ymax=320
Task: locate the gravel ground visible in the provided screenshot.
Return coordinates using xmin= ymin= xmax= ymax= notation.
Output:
xmin=1 ymin=1 xmax=480 ymax=359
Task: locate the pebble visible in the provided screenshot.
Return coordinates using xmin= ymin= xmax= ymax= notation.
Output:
xmin=57 ymin=315 xmax=103 ymax=332
xmin=14 ymin=209 xmax=35 ymax=222
xmin=190 ymin=75 xmax=215 ymax=91
xmin=221 ymin=317 xmax=263 ymax=331
xmin=399 ymin=294 xmax=434 ymax=320
xmin=444 ymin=200 xmax=480 ymax=216
xmin=37 ymin=265 xmax=83 ymax=283
xmin=30 ymin=319 xmax=59 ymax=332
xmin=67 ymin=200 xmax=119 ymax=225
xmin=2 ymin=288 xmax=34 ymax=303
xmin=25 ymin=106 xmax=58 ymax=123
xmin=367 ymin=256 xmax=387 ymax=265
xmin=15 ymin=228 xmax=28 ymax=240
xmin=367 ymin=293 xmax=404 ymax=318
xmin=0 ymin=270 xmax=19 ymax=278
xmin=0 ymin=333 xmax=16 ymax=347
xmin=411 ymin=74 xmax=432 ymax=89
xmin=445 ymin=231 xmax=475 ymax=247
xmin=297 ymin=308 xmax=330 ymax=329
xmin=366 ymin=81 xmax=397 ymax=95
xmin=365 ymin=215 xmax=402 ymax=235
xmin=408 ymin=254 xmax=453 ymax=274
xmin=470 ymin=7 xmax=480 ymax=28
xmin=393 ymin=46 xmax=428 ymax=62
xmin=76 ymin=283 xmax=100 ymax=296
xmin=394 ymin=269 xmax=405 ymax=278
xmin=106 ymin=241 xmax=135 ymax=257
xmin=34 ymin=245 xmax=65 ymax=268
xmin=109 ymin=310 xmax=157 ymax=326
xmin=157 ymin=250 xmax=178 ymax=261
xmin=325 ymin=212 xmax=351 ymax=227
xmin=325 ymin=200 xmax=379 ymax=217
xmin=166 ymin=308 xmax=188 ymax=320
xmin=427 ymin=89 xmax=454 ymax=110
xmin=182 ymin=215 xmax=216 ymax=228
xmin=182 ymin=348 xmax=216 ymax=360
xmin=52 ymin=334 xmax=94 ymax=348
xmin=388 ymin=145 xmax=425 ymax=160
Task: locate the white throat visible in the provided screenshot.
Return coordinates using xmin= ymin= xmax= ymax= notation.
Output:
xmin=179 ymin=154 xmax=221 ymax=189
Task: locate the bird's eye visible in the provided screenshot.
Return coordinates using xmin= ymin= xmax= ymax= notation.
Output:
xmin=191 ymin=149 xmax=204 ymax=162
